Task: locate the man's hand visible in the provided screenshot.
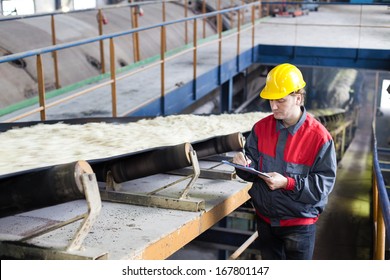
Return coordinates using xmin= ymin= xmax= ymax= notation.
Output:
xmin=232 ymin=152 xmax=251 ymax=166
xmin=261 ymin=172 xmax=288 ymax=190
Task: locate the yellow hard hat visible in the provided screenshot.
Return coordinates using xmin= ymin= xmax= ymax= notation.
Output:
xmin=260 ymin=63 xmax=306 ymax=100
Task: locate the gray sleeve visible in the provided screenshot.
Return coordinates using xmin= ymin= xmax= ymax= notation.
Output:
xmin=288 ymin=139 xmax=337 ymax=205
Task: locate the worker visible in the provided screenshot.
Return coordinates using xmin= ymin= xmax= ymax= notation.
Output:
xmin=233 ymin=63 xmax=337 ymax=260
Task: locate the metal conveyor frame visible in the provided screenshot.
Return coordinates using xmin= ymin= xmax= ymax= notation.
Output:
xmin=0 ymin=173 xmax=106 ymax=260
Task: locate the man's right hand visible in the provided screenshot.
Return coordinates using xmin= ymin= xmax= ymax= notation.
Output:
xmin=232 ymin=152 xmax=251 ymax=167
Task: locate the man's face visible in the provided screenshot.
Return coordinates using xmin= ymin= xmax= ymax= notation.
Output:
xmin=269 ymin=94 xmax=301 ymax=120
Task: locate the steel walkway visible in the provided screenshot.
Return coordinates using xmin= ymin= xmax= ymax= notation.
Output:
xmin=313 ymin=71 xmax=376 ymax=259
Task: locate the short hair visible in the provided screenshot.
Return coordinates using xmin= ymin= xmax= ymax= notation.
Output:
xmin=294 ymin=88 xmax=306 ymax=105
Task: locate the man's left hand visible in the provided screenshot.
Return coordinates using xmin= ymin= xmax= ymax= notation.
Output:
xmin=261 ymin=172 xmax=288 ymax=191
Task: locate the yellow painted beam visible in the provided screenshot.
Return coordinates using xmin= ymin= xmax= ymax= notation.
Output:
xmin=136 ymin=183 xmax=251 ymax=260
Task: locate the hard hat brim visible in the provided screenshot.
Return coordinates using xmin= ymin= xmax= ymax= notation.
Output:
xmin=260 ymin=81 xmax=306 ymax=100
xmin=260 ymin=89 xmax=290 ymax=100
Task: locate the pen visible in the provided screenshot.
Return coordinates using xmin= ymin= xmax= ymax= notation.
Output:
xmin=242 ymin=148 xmax=248 ymax=167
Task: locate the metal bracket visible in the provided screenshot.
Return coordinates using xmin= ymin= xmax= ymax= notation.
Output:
xmin=0 ymin=242 xmax=108 ymax=260
xmin=168 ymin=152 xmax=239 ymax=181
xmin=168 ymin=161 xmax=236 ymax=181
xmin=100 ymin=148 xmax=205 ymax=212
xmin=106 ymin=170 xmax=122 ymax=191
xmin=158 ymin=148 xmax=200 ymax=200
xmin=0 ymin=173 xmax=105 ymax=259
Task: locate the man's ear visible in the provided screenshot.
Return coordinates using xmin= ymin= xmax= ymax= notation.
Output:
xmin=296 ymin=94 xmax=303 ymax=105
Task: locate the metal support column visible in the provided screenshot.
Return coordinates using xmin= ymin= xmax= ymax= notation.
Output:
xmin=220 ymin=78 xmax=233 ymax=113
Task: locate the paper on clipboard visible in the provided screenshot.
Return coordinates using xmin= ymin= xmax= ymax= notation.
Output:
xmin=221 ymin=160 xmax=271 ymax=178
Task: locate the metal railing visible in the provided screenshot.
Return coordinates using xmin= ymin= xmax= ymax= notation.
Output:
xmin=0 ymin=0 xmax=262 ymax=122
xmin=372 ymin=72 xmax=390 ymax=260
xmin=0 ymin=1 xmax=185 ymax=88
xmin=372 ymin=129 xmax=390 ymax=260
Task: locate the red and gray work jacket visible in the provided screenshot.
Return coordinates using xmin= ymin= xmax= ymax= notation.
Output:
xmin=236 ymin=107 xmax=337 ymax=227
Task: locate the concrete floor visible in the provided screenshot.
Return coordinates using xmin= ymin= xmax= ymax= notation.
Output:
xmin=313 ymin=115 xmax=373 ymax=259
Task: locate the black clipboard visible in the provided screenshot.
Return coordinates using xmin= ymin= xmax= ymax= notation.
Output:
xmin=221 ymin=160 xmax=271 ymax=178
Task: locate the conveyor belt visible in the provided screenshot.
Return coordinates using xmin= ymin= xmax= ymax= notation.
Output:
xmin=0 ymin=118 xmax=245 ymax=217
xmin=0 ymin=116 xmax=148 ymax=133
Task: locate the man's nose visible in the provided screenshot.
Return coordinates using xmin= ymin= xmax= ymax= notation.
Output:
xmin=270 ymin=101 xmax=278 ymax=110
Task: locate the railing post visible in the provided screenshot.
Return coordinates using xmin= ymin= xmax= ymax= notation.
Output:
xmin=130 ymin=1 xmax=140 ymax=62
xmin=162 ymin=0 xmax=167 ymax=53
xmin=193 ymin=18 xmax=197 ymax=100
xmin=372 ymin=173 xmax=378 ymax=258
xmin=202 ymin=0 xmax=206 ymax=39
xmin=217 ymin=0 xmax=222 ymax=70
xmin=50 ymin=14 xmax=60 ymax=89
xmin=375 ymin=203 xmax=385 ymax=260
xmin=373 ymin=172 xmax=378 ymax=223
xmin=36 ymin=54 xmax=46 ymax=121
xmin=109 ymin=38 xmax=117 ymax=118
xmin=258 ymin=0 xmax=262 ymax=19
xmin=97 ymin=9 xmax=106 ymax=74
xmin=251 ymin=5 xmax=255 ymax=62
xmin=221 ymin=78 xmax=233 ymax=113
xmin=184 ymin=0 xmax=188 ymax=44
xmin=160 ymin=25 xmax=166 ymax=115
xmin=241 ymin=0 xmax=245 ymax=25
xmin=230 ymin=0 xmax=234 ymax=28
xmin=237 ymin=5 xmax=241 ymax=61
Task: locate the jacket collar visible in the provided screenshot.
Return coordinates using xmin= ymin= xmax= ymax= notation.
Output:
xmin=276 ymin=106 xmax=307 ymax=135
